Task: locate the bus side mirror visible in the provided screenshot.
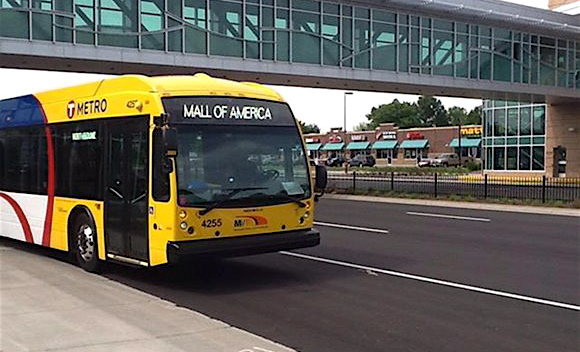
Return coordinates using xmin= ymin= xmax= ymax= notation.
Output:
xmin=162 ymin=128 xmax=178 ymax=157
xmin=314 ymin=165 xmax=327 ymax=201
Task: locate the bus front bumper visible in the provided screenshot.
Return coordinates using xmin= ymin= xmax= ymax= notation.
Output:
xmin=166 ymin=228 xmax=320 ymax=263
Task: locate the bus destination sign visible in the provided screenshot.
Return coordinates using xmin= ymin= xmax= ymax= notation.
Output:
xmin=163 ymin=97 xmax=296 ymax=127
xmin=183 ymin=104 xmax=272 ymax=121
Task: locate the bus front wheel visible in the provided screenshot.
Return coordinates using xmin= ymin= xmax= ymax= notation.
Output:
xmin=71 ymin=212 xmax=100 ymax=272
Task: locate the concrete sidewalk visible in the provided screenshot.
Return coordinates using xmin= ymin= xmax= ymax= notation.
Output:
xmin=0 ymin=240 xmax=295 ymax=352
xmin=325 ymin=194 xmax=580 ymax=217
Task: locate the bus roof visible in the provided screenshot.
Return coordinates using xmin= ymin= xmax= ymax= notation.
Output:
xmin=29 ymin=73 xmax=285 ymax=106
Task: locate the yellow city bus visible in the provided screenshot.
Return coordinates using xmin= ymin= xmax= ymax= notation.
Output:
xmin=0 ymin=73 xmax=326 ymax=271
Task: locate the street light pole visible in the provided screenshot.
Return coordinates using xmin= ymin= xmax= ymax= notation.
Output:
xmin=458 ymin=121 xmax=462 ymax=166
xmin=343 ymin=92 xmax=353 ymax=132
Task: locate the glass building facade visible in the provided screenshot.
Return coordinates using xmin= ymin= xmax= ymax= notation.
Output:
xmin=482 ymin=101 xmax=546 ymax=171
xmin=0 ymin=0 xmax=579 ymax=89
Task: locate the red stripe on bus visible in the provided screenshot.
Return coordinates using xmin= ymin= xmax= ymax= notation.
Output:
xmin=0 ymin=192 xmax=35 ymax=243
xmin=36 ymin=97 xmax=55 ymax=247
xmin=42 ymin=124 xmax=55 ymax=246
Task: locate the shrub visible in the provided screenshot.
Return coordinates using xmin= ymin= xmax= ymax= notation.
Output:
xmin=464 ymin=161 xmax=482 ymax=172
xmin=327 ymin=166 xmax=469 ymax=176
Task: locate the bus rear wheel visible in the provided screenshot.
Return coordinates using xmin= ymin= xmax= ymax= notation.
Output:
xmin=71 ymin=212 xmax=100 ymax=272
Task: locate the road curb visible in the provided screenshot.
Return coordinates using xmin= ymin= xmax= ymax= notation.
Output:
xmin=324 ymin=194 xmax=580 ymax=217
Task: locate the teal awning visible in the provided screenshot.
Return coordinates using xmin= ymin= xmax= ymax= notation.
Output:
xmin=346 ymin=141 xmax=370 ymax=150
xmin=306 ymin=143 xmax=322 ymax=151
xmin=449 ymin=138 xmax=481 ymax=147
xmin=322 ymin=142 xmax=345 ymax=151
xmin=399 ymin=139 xmax=429 ymax=149
xmin=372 ymin=140 xmax=397 ymax=149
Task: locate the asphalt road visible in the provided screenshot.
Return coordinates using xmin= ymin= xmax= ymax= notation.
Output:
xmin=102 ymin=198 xmax=580 ymax=352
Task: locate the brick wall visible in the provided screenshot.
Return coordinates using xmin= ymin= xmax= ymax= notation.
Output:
xmin=549 ymin=0 xmax=578 ymax=9
xmin=545 ymin=103 xmax=580 ymax=177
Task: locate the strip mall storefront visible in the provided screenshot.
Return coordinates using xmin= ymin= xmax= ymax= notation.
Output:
xmin=305 ymin=124 xmax=482 ymax=166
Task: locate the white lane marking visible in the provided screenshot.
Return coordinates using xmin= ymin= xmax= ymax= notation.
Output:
xmin=280 ymin=251 xmax=580 ymax=311
xmin=406 ymin=211 xmax=491 ymax=222
xmin=314 ymin=221 xmax=389 ymax=234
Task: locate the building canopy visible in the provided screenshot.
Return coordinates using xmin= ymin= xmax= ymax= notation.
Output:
xmin=372 ymin=140 xmax=397 ymax=149
xmin=346 ymin=141 xmax=370 ymax=150
xmin=449 ymin=138 xmax=481 ymax=148
xmin=399 ymin=139 xmax=429 ymax=149
xmin=306 ymin=143 xmax=322 ymax=151
xmin=322 ymin=143 xmax=345 ymax=151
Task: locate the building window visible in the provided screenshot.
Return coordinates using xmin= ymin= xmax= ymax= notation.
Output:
xmin=507 ymin=108 xmax=518 ymax=136
xmin=519 ymin=146 xmax=531 ymax=170
xmin=493 ymin=109 xmax=505 ymax=136
xmin=377 ymin=149 xmax=396 ymax=159
xmin=532 ymin=106 xmax=546 ymax=135
xmin=350 ymin=149 xmax=369 ymax=158
xmin=520 ymin=106 xmax=531 ymax=135
xmin=493 ymin=147 xmax=505 ymax=170
xmin=506 ymin=147 xmax=517 ymax=170
xmin=532 ymin=146 xmax=544 ymax=170
xmin=482 ymin=102 xmax=546 ymax=172
xmin=403 ymin=148 xmax=427 ymax=159
xmin=404 ymin=148 xmax=417 ymax=159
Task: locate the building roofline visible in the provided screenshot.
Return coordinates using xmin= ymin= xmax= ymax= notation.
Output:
xmin=344 ymin=0 xmax=580 ymax=37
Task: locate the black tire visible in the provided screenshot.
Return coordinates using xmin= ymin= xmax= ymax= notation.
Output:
xmin=71 ymin=212 xmax=100 ymax=272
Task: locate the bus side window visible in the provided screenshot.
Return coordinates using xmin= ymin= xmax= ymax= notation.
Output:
xmin=53 ymin=123 xmax=102 ymax=200
xmin=153 ymin=129 xmax=170 ymax=202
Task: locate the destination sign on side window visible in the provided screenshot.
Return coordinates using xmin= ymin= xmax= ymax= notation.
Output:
xmin=162 ymin=97 xmax=296 ymax=126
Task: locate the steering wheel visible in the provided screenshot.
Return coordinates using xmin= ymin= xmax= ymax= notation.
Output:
xmin=262 ymin=169 xmax=280 ymax=180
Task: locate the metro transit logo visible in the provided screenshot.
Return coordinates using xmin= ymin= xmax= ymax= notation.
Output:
xmin=67 ymin=100 xmax=76 ymax=119
xmin=233 ymin=215 xmax=268 ymax=229
xmin=66 ymin=98 xmax=108 ymax=119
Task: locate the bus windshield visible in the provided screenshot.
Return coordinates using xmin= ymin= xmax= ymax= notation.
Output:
xmin=175 ymin=125 xmax=310 ymax=207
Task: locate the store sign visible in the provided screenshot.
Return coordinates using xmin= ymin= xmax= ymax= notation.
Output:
xmin=406 ymin=132 xmax=424 ymax=140
xmin=329 ymin=134 xmax=342 ymax=143
xmin=305 ymin=137 xmax=320 ymax=143
xmin=350 ymin=134 xmax=367 ymax=141
xmin=382 ymin=131 xmax=397 ymax=140
xmin=461 ymin=126 xmax=482 ymax=137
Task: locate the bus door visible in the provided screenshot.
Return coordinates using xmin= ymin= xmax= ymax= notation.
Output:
xmin=104 ymin=118 xmax=149 ymax=264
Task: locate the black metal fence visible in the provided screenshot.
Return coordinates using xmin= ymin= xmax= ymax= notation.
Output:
xmin=328 ymin=172 xmax=580 ymax=203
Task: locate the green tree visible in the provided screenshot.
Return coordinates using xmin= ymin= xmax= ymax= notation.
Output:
xmin=365 ymin=99 xmax=422 ymax=129
xmin=465 ymin=106 xmax=482 ymax=125
xmin=298 ymin=120 xmax=320 ymax=134
xmin=353 ymin=121 xmax=371 ymax=131
xmin=448 ymin=106 xmax=468 ymax=125
xmin=417 ymin=96 xmax=449 ymax=126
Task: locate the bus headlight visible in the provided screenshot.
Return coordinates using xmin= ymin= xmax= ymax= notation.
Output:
xmin=303 ymin=211 xmax=310 ymax=219
xmin=180 ymin=222 xmax=188 ymax=230
xmin=179 ymin=210 xmax=187 ymax=219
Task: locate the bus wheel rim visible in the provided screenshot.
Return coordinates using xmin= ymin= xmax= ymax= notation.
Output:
xmin=77 ymin=224 xmax=95 ymax=262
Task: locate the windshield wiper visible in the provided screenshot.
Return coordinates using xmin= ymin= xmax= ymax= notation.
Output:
xmin=198 ymin=187 xmax=268 ymax=216
xmin=270 ymin=194 xmax=307 ymax=208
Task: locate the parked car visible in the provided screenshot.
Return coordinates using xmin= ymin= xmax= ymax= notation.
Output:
xmin=326 ymin=155 xmax=346 ymax=167
xmin=349 ymin=154 xmax=376 ymax=167
xmin=419 ymin=153 xmax=473 ymax=167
